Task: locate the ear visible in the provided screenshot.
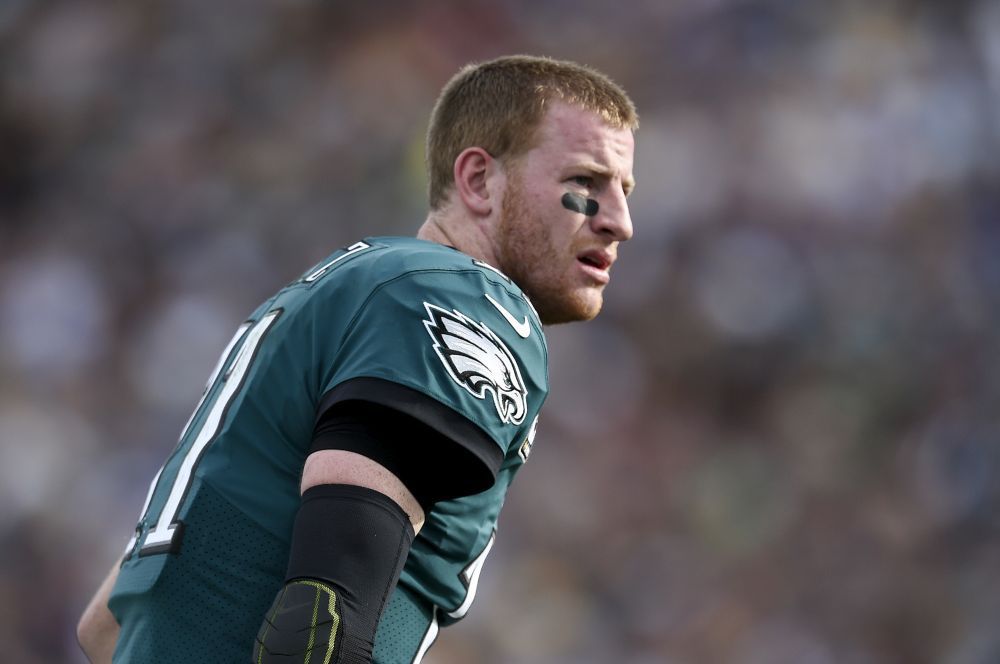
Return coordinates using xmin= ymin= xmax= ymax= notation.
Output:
xmin=452 ymin=147 xmax=499 ymax=217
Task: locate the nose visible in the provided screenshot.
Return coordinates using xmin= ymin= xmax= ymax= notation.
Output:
xmin=590 ymin=188 xmax=633 ymax=242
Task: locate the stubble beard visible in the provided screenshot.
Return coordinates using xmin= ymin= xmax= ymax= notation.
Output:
xmin=496 ymin=176 xmax=603 ymax=326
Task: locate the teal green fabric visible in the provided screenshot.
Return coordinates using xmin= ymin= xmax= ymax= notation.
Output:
xmin=109 ymin=237 xmax=548 ymax=663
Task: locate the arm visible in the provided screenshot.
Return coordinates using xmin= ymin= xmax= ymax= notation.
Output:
xmin=253 ymin=399 xmax=499 ymax=663
xmin=77 ymin=561 xmax=121 ymax=664
xmin=301 ymin=449 xmax=424 ymax=533
xmin=253 ymin=448 xmax=422 ymax=664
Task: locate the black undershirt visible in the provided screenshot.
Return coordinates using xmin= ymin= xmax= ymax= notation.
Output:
xmin=310 ymin=379 xmax=504 ymax=510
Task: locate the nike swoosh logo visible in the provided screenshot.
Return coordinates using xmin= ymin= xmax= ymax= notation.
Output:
xmin=484 ymin=293 xmax=531 ymax=338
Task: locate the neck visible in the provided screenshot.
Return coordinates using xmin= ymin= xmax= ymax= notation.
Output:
xmin=416 ymin=209 xmax=501 ymax=269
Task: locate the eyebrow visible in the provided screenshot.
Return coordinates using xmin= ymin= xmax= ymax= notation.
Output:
xmin=577 ymin=161 xmax=635 ymax=196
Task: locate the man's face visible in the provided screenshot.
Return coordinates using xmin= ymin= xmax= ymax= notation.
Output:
xmin=496 ymin=101 xmax=635 ymax=325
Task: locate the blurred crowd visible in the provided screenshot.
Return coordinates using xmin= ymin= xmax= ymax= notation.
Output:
xmin=2 ymin=0 xmax=999 ymax=662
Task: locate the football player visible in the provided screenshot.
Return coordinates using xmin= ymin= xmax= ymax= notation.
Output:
xmin=78 ymin=54 xmax=636 ymax=663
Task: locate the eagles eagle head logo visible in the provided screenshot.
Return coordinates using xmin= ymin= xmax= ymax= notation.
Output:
xmin=423 ymin=302 xmax=528 ymax=425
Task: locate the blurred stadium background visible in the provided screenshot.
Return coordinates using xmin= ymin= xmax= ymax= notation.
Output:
xmin=2 ymin=1 xmax=999 ymax=662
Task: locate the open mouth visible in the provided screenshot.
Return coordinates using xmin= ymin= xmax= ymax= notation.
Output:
xmin=576 ymin=251 xmax=613 ymax=284
xmin=577 ymin=252 xmax=611 ymax=271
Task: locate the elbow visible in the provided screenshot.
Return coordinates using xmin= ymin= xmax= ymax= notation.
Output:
xmin=76 ymin=601 xmax=118 ymax=664
xmin=76 ymin=610 xmax=96 ymax=661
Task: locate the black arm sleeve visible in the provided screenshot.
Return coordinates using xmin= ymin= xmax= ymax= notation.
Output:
xmin=253 ymin=484 xmax=414 ymax=664
xmin=312 ymin=378 xmax=504 ymax=509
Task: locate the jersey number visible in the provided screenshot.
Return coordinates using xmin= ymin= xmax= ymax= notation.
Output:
xmin=123 ymin=242 xmax=374 ymax=558
xmin=125 ymin=309 xmax=282 ymax=557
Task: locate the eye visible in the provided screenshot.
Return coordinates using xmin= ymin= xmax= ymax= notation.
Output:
xmin=569 ymin=175 xmax=594 ymax=188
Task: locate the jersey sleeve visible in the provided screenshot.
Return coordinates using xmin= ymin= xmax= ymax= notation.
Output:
xmin=315 ymin=268 xmax=548 ymax=487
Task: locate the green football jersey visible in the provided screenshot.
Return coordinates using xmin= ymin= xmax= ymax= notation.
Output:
xmin=108 ymin=237 xmax=548 ymax=663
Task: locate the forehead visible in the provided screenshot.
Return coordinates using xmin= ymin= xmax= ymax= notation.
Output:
xmin=528 ymin=101 xmax=635 ymax=173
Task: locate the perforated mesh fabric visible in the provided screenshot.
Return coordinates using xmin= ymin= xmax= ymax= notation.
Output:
xmin=372 ymin=585 xmax=437 ymax=664
xmin=113 ymin=482 xmax=287 ymax=663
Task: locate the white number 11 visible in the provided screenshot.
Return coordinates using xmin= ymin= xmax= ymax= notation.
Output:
xmin=124 ymin=309 xmax=281 ymax=557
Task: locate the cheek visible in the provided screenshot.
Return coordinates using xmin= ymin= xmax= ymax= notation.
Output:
xmin=527 ymin=215 xmax=560 ymax=262
xmin=501 ymin=189 xmax=579 ymax=280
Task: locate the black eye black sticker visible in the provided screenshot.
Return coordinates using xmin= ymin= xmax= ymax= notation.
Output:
xmin=561 ymin=192 xmax=599 ymax=216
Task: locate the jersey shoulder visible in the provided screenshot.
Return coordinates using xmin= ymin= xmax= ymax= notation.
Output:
xmin=309 ymin=237 xmax=548 ymax=448
xmin=362 ymin=236 xmax=544 ymax=340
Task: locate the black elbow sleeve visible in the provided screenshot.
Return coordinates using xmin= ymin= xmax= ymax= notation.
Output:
xmin=253 ymin=484 xmax=415 ymax=664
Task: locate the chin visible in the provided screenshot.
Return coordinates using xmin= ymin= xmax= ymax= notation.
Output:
xmin=536 ymin=291 xmax=603 ymax=325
